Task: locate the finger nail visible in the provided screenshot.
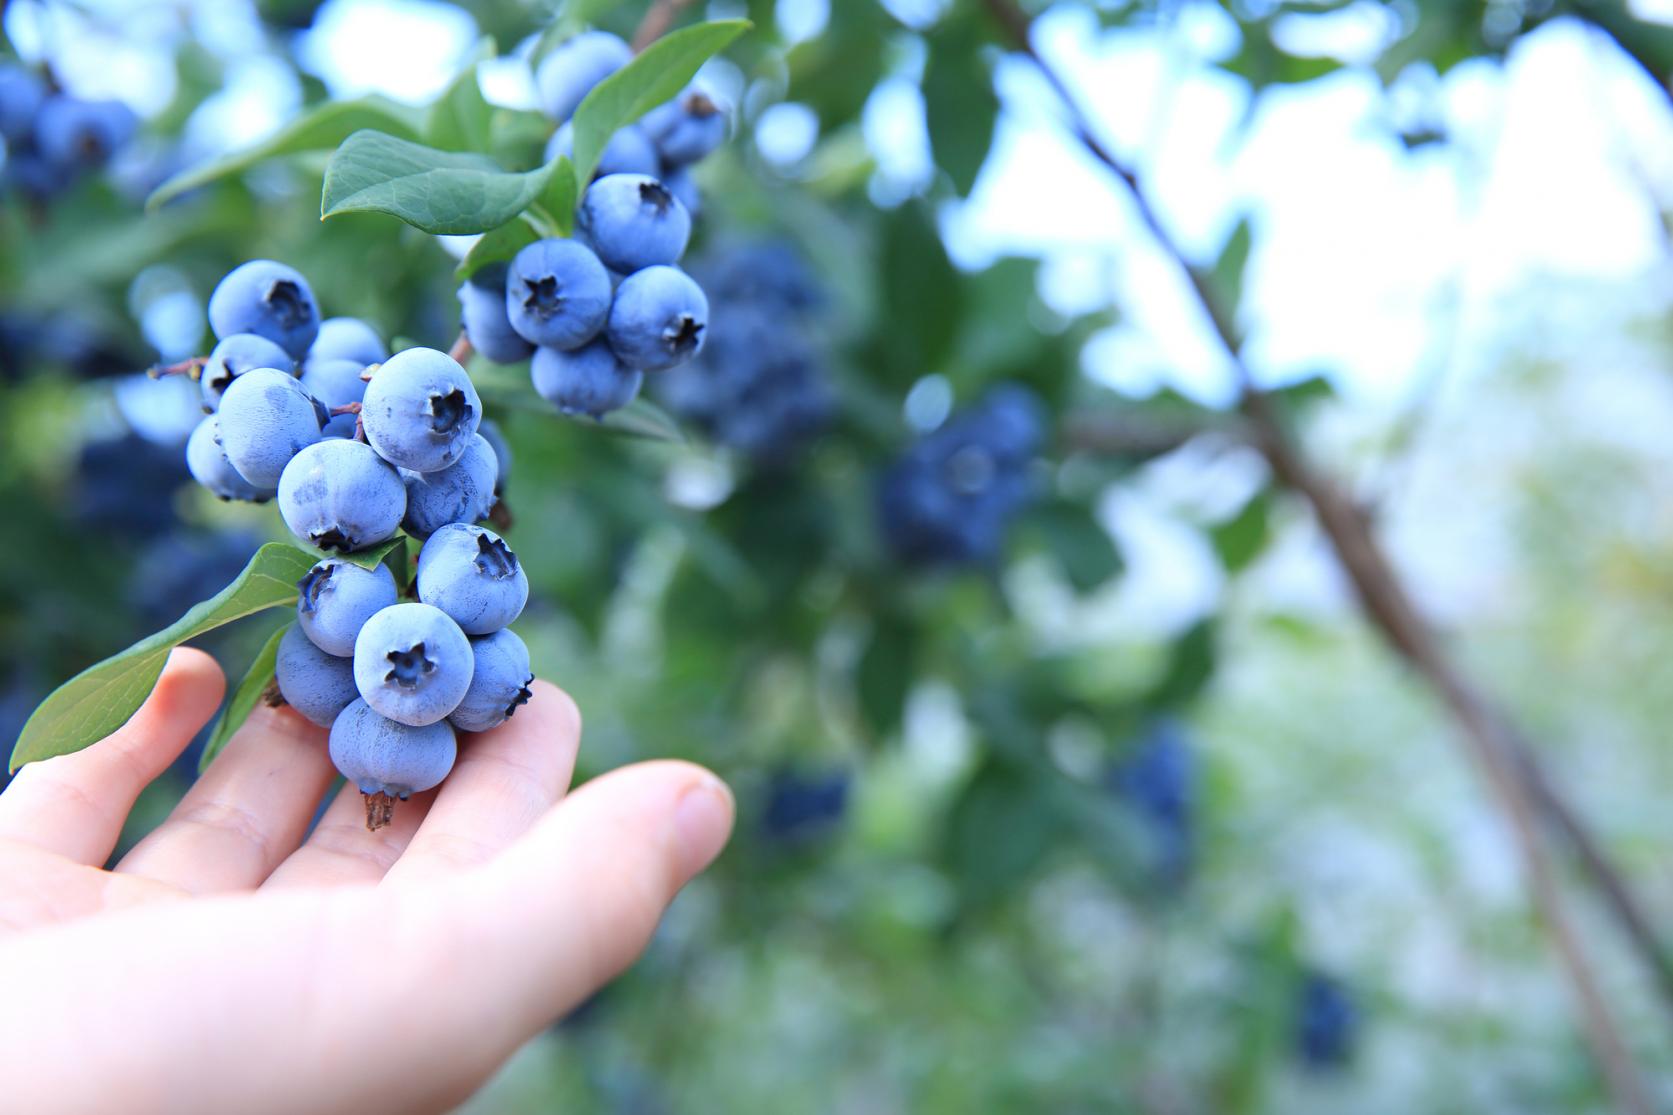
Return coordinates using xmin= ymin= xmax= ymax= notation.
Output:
xmin=672 ymin=774 xmax=734 ymax=880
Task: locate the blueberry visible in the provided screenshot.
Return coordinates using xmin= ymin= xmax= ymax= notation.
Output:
xmin=1109 ymin=720 xmax=1193 ymax=883
xmin=448 ymin=628 xmax=534 ymax=732
xmin=207 ymin=259 xmax=321 ymax=358
xmin=277 ymin=438 xmax=406 ymax=553
xmin=1295 ymin=971 xmax=1358 ymax=1070
xmin=477 ymin=418 xmax=513 ymax=495
xmin=534 ymin=31 xmax=632 ymax=124
xmin=352 ymin=602 xmax=474 ymax=726
xmin=306 ymin=316 xmax=386 ymax=369
xmin=296 ymin=558 xmax=400 ymax=658
xmin=662 ymin=167 xmax=700 ymax=220
xmin=360 ymin=346 xmax=482 ymax=473
xmin=876 ymin=385 xmax=1040 ymax=566
xmin=401 ymin=432 xmax=499 ymax=539
xmin=457 ymin=262 xmax=535 ymax=365
xmin=0 ymin=65 xmax=45 ymax=145
xmin=329 ymin=698 xmax=457 ymax=798
xmin=640 ymin=85 xmax=729 ymax=167
xmin=761 ymin=769 xmax=850 ymax=843
xmin=34 ymin=96 xmax=137 ymax=172
xmin=531 ymin=340 xmax=642 ymax=418
xmin=544 ymin=120 xmax=660 ymax=179
xmin=216 ymin=367 xmax=324 ymax=488
xmin=505 ymin=238 xmax=612 ymax=350
xmin=201 ymin=333 xmax=295 ymax=412
xmin=275 ymin=623 xmax=361 ymax=728
xmin=605 ymin=265 xmax=707 ymax=372
xmin=298 ymin=357 xmax=369 ymax=413
xmin=577 ymin=174 xmax=691 ymax=273
xmin=973 ymin=384 xmax=1045 ymax=464
xmin=186 ymin=414 xmax=276 ymax=502
xmin=416 ymin=523 xmax=529 ymax=635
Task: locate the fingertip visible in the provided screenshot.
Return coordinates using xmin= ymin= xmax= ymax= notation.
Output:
xmin=524 ymin=679 xmax=581 ymax=742
xmin=159 ymin=646 xmax=227 ymax=711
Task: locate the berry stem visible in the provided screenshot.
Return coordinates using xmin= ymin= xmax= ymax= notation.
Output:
xmin=630 ymin=0 xmax=697 ymax=52
xmin=447 ymin=332 xmax=473 ymax=365
xmin=148 ymin=355 xmax=209 ymax=381
xmin=363 ymin=791 xmax=397 ymax=831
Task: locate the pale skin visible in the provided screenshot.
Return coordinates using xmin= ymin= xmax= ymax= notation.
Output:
xmin=0 ymin=647 xmax=734 ymax=1115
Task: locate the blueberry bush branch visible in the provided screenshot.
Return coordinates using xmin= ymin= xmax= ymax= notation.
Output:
xmin=980 ymin=0 xmax=1660 ymax=1107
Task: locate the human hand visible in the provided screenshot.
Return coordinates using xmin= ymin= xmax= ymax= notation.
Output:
xmin=0 ymin=647 xmax=733 ymax=1115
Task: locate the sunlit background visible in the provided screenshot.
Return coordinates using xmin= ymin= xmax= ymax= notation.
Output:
xmin=4 ymin=0 xmax=1673 ymax=1110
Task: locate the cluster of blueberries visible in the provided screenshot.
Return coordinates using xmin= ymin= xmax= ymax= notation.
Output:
xmin=877 ymin=384 xmax=1045 ymax=566
xmin=0 ymin=62 xmax=137 ymax=198
xmin=659 ymin=240 xmax=834 ymax=461
xmin=181 ymin=258 xmax=531 ymax=829
xmin=456 ymin=29 xmax=729 ymax=420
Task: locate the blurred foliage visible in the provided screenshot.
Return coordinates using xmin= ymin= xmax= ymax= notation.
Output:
xmin=2 ymin=0 xmax=1673 ymax=1111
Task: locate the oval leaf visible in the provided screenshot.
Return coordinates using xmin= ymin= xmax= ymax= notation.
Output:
xmin=147 ymin=96 xmax=426 ymax=211
xmin=198 ymin=620 xmax=290 ymax=774
xmin=9 ymin=543 xmax=318 ymax=771
xmin=321 ymin=130 xmax=559 ymax=234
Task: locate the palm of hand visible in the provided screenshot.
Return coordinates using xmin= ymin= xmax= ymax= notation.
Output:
xmin=0 ymin=648 xmax=732 ymax=1115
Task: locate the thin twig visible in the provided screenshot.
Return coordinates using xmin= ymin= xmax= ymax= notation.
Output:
xmin=147 ymin=355 xmax=208 ymax=380
xmin=981 ymin=3 xmax=1658 ymax=1108
xmin=447 ymin=333 xmax=473 ymax=365
xmin=631 ymin=0 xmax=698 ymax=53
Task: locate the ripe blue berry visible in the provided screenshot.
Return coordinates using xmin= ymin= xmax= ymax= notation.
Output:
xmin=208 ymin=260 xmax=321 ymax=358
xmin=663 ymin=167 xmax=701 ymax=219
xmin=605 ymin=265 xmax=708 ymax=371
xmin=458 ymin=262 xmax=536 ymax=365
xmin=352 ymin=602 xmax=474 ymax=726
xmin=201 ymin=333 xmax=295 ymax=412
xmin=534 ymin=31 xmax=631 ymax=124
xmin=275 ymin=623 xmax=361 ymax=728
xmin=416 ymin=523 xmax=529 ymax=635
xmin=34 ymin=96 xmax=137 ymax=172
xmin=531 ymin=339 xmax=642 ymax=418
xmin=278 ymin=438 xmax=406 ymax=553
xmin=306 ymin=316 xmax=386 ymax=369
xmin=401 ymin=432 xmax=499 ymax=539
xmin=329 ymin=698 xmax=457 ymax=798
xmin=186 ymin=414 xmax=275 ymax=502
xmin=216 ymin=367 xmax=324 ymax=488
xmin=0 ymin=65 xmax=45 ymax=145
xmin=545 ymin=120 xmax=660 ymax=179
xmin=1295 ymin=972 xmax=1358 ymax=1069
xmin=360 ymin=347 xmax=482 ymax=473
xmin=577 ymin=174 xmax=691 ymax=273
xmin=640 ymin=85 xmax=729 ymax=167
xmin=505 ymin=238 xmax=611 ymax=350
xmin=449 ymin=628 xmax=534 ymax=732
xmin=296 ymin=557 xmax=400 ymax=657
xmin=298 ymin=357 xmax=369 ymax=414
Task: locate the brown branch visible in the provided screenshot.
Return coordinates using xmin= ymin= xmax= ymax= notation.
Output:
xmin=447 ymin=332 xmax=473 ymax=365
xmin=982 ymin=2 xmax=1660 ymax=1107
xmin=631 ymin=0 xmax=698 ymax=53
xmin=147 ymin=355 xmax=208 ymax=381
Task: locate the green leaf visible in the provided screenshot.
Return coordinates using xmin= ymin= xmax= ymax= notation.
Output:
xmin=596 ymin=397 xmax=686 ymax=442
xmin=856 ymin=615 xmax=915 ymax=738
xmin=425 ymin=38 xmax=498 ymax=152
xmin=10 ymin=543 xmax=317 ymax=771
xmin=455 ymin=215 xmax=544 ymax=283
xmin=198 ymin=621 xmax=289 ymax=774
xmin=147 ymin=96 xmax=426 ymax=210
xmin=943 ymin=760 xmax=1068 ymax=910
xmin=1210 ymin=489 xmax=1272 ymax=573
xmin=1029 ymin=500 xmax=1123 ymax=593
xmin=568 ymin=20 xmax=751 ymax=188
xmin=922 ymin=17 xmax=998 ymax=195
xmin=1208 ymin=216 xmax=1252 ymax=320
xmin=321 ymin=130 xmax=560 ymax=235
xmin=330 ymin=534 xmax=408 ymax=572
xmin=532 ymin=155 xmax=579 ymax=237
